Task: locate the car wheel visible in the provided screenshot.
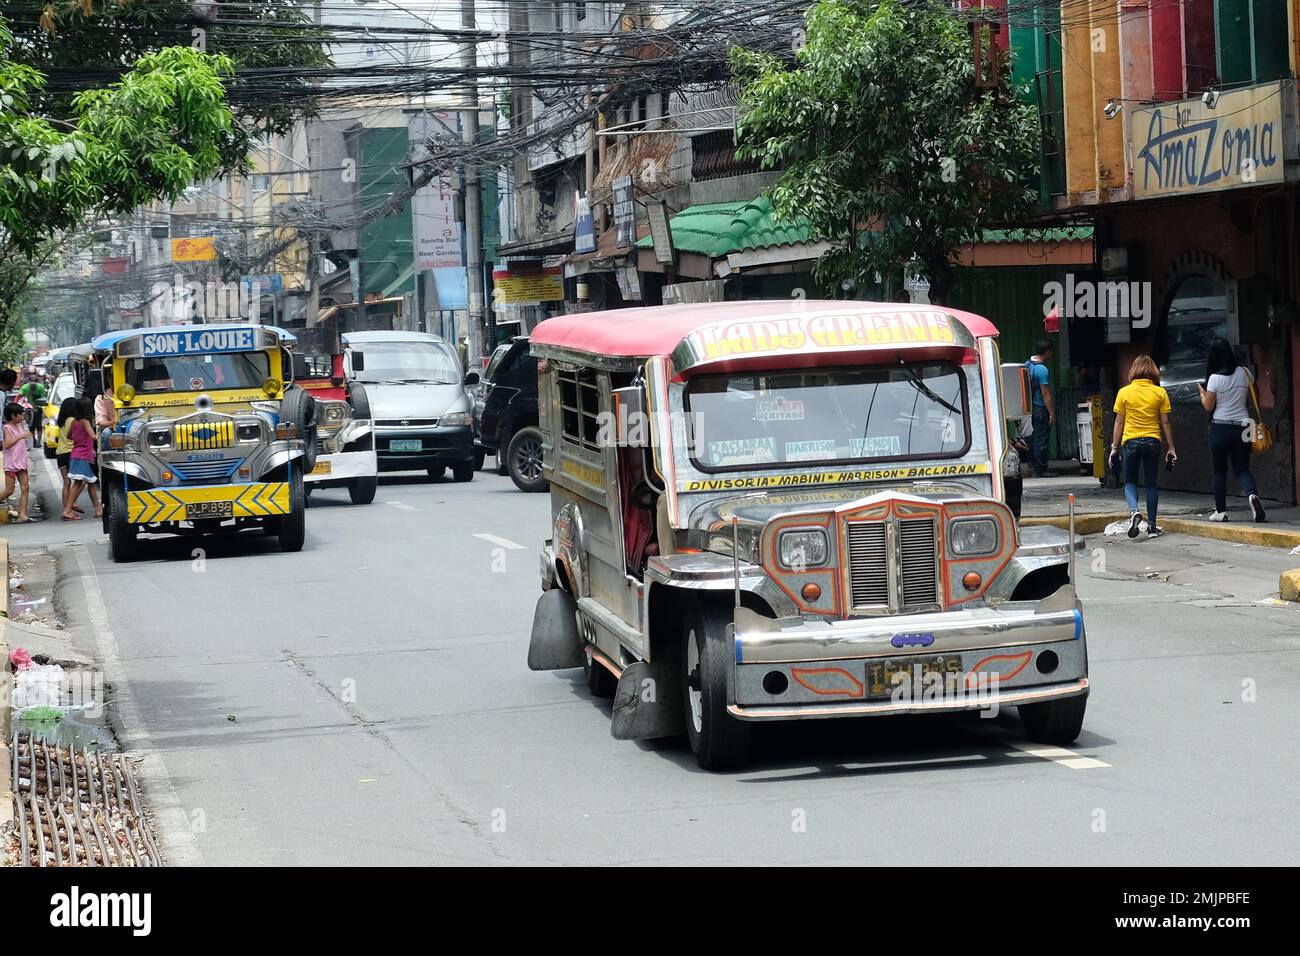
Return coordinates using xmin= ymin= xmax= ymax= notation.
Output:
xmin=349 ymin=475 xmax=378 ymax=504
xmin=506 ymin=427 xmax=547 ymax=493
xmin=278 ymin=470 xmax=306 ymax=552
xmin=583 ymin=648 xmax=618 ymax=699
xmin=473 ymin=448 xmax=486 ymax=471
xmin=1020 ymin=694 xmax=1087 ymax=745
xmin=427 ymin=466 xmax=445 ymax=481
xmin=452 ymin=461 xmax=474 ymax=482
xmin=682 ymin=600 xmax=752 ymax=771
xmin=108 ymin=484 xmax=138 ymax=563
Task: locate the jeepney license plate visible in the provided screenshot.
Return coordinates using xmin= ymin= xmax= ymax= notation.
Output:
xmin=310 ymin=460 xmax=332 ymax=475
xmin=390 ymin=439 xmax=422 ymax=452
xmin=865 ymin=656 xmax=963 ymax=697
xmin=185 ymin=500 xmax=234 ymax=520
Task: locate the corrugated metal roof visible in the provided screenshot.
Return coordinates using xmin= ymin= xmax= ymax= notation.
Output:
xmin=636 ymin=196 xmax=812 ymax=257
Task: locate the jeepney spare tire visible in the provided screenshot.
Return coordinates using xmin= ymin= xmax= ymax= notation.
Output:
xmin=280 ymin=386 xmax=318 ymax=472
xmin=1019 ymin=693 xmax=1087 ymax=745
xmin=108 ymin=484 xmax=138 ymax=563
xmin=506 ymin=427 xmax=547 ymax=493
xmin=683 ymin=600 xmax=752 ymax=771
xmin=349 ymin=475 xmax=377 ymax=505
xmin=348 ymin=382 xmax=371 ymax=422
xmin=278 ymin=470 xmax=306 ymax=552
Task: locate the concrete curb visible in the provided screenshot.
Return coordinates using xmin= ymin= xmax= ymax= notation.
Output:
xmin=1 ymin=537 xmax=14 ymax=851
xmin=1022 ymin=512 xmax=1300 ymax=550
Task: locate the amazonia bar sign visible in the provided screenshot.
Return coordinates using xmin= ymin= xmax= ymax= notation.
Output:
xmin=1132 ymin=80 xmax=1298 ymax=200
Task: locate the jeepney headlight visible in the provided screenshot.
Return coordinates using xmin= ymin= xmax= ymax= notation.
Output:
xmin=237 ymin=423 xmax=261 ymax=442
xmin=440 ymin=410 xmax=471 ymax=427
xmin=778 ymin=529 xmax=829 ymax=569
xmin=261 ymin=377 xmax=281 ymax=397
xmin=320 ymin=401 xmax=348 ymax=424
xmin=949 ymin=518 xmax=999 ymax=556
xmin=146 ymin=427 xmax=171 ymax=448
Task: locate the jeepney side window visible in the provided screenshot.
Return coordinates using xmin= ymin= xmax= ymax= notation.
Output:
xmin=558 ymin=367 xmax=601 ymax=452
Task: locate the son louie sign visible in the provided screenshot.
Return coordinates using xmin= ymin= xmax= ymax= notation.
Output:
xmin=1132 ymin=80 xmax=1298 ymax=200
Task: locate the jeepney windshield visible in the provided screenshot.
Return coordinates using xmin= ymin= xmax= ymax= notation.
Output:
xmin=123 ymin=352 xmax=271 ymax=393
xmin=351 ymin=341 xmax=461 ymax=385
xmin=685 ymin=362 xmax=969 ymax=471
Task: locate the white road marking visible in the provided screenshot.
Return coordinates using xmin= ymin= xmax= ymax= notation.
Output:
xmin=386 ymin=501 xmax=417 ymax=512
xmin=1000 ymin=738 xmax=1110 ymax=770
xmin=474 ymin=533 xmax=526 ymax=550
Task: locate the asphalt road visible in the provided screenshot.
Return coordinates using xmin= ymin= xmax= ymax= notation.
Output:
xmin=17 ymin=459 xmax=1300 ymax=865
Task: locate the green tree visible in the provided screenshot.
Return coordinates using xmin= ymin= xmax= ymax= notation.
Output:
xmin=0 ymin=13 xmax=238 ymax=330
xmin=6 ymin=0 xmax=329 ymax=173
xmin=732 ymin=0 xmax=1040 ymax=304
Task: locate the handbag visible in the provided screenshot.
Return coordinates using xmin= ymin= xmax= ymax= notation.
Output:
xmin=1248 ymin=382 xmax=1274 ymax=454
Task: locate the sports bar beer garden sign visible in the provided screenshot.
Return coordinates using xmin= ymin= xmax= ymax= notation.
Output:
xmin=1131 ymin=80 xmax=1298 ymax=200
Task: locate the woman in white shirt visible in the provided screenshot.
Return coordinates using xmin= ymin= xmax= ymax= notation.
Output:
xmin=1198 ymin=338 xmax=1264 ymax=522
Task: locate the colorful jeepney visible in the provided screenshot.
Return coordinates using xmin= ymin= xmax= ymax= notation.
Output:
xmin=92 ymin=324 xmax=312 ymax=562
xmin=527 ymin=300 xmax=1087 ymax=770
xmin=289 ymin=327 xmax=378 ymax=504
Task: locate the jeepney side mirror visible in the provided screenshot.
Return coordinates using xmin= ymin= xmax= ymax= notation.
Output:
xmin=1000 ymin=363 xmax=1032 ymax=420
xmin=611 ymin=385 xmax=648 ymax=448
xmin=291 ymin=352 xmax=310 ymax=381
xmin=350 ymin=350 xmax=365 ymax=373
xmin=463 ymin=371 xmax=480 ymax=386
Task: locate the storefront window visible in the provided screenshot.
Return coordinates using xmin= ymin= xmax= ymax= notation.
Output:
xmin=1161 ymin=274 xmax=1229 ymax=405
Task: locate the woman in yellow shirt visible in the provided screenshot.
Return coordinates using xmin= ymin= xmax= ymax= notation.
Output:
xmin=1109 ymin=355 xmax=1177 ymax=539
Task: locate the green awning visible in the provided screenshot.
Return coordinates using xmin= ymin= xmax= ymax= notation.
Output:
xmin=979 ymin=225 xmax=1094 ymax=243
xmin=636 ymin=196 xmax=813 ymax=258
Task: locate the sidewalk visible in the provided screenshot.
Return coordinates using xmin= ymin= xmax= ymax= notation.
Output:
xmin=1019 ymin=462 xmax=1300 ymax=550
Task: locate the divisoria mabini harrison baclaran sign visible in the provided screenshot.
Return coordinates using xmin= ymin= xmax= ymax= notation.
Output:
xmin=1131 ymin=80 xmax=1299 ymax=200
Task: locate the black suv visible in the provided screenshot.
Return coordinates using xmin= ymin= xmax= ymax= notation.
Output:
xmin=473 ymin=336 xmax=545 ymax=492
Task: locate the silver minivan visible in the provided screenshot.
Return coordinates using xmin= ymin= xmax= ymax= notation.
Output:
xmin=342 ymin=330 xmax=480 ymax=482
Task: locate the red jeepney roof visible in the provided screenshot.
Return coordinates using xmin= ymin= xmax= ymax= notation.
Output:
xmin=530 ymin=300 xmax=998 ymax=361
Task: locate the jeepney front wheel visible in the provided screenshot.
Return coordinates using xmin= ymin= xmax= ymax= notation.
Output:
xmin=349 ymin=475 xmax=378 ymax=504
xmin=278 ymin=471 xmax=306 ymax=552
xmin=107 ymin=484 xmax=138 ymax=563
xmin=1019 ymin=693 xmax=1087 ymax=745
xmin=683 ymin=600 xmax=752 ymax=771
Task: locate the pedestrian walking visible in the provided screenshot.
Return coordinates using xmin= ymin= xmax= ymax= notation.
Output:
xmin=1 ymin=402 xmax=35 ymax=522
xmin=0 ymin=367 xmax=17 ymax=404
xmin=1109 ymin=355 xmax=1177 ymax=539
xmin=1024 ymin=339 xmax=1055 ymax=477
xmin=1198 ymin=338 xmax=1265 ymax=523
xmin=63 ymin=399 xmax=101 ymax=521
xmin=54 ymin=396 xmax=81 ymax=513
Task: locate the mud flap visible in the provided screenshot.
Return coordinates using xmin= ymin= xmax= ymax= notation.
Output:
xmin=611 ymin=659 xmax=685 ymax=740
xmin=527 ymin=588 xmax=585 ymax=671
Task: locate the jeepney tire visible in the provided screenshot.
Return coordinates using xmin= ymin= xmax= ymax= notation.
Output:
xmin=107 ymin=484 xmax=138 ymax=563
xmin=427 ymin=466 xmax=445 ymax=481
xmin=473 ymin=448 xmax=486 ymax=471
xmin=583 ymin=648 xmax=618 ymax=699
xmin=683 ymin=600 xmax=752 ymax=771
xmin=1019 ymin=693 xmax=1087 ymax=745
xmin=507 ymin=427 xmax=548 ymax=493
xmin=281 ymin=386 xmax=318 ymax=472
xmin=278 ymin=472 xmax=306 ymax=552
xmin=349 ymin=475 xmax=378 ymax=504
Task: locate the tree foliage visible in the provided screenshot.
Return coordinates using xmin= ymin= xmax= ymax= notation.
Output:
xmin=0 ymin=12 xmax=238 ymax=329
xmin=732 ymin=0 xmax=1041 ymax=304
xmin=5 ymin=0 xmax=329 ymax=172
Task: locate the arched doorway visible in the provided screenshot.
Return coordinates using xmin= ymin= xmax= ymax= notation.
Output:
xmin=1158 ymin=256 xmax=1232 ymax=406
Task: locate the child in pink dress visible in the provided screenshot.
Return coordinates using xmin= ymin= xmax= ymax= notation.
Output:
xmin=2 ymin=401 xmax=34 ymax=522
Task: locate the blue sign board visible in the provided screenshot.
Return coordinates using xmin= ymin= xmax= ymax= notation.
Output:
xmin=140 ymin=328 xmax=259 ymax=357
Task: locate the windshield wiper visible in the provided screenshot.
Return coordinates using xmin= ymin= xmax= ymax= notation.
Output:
xmin=902 ymin=367 xmax=962 ymax=417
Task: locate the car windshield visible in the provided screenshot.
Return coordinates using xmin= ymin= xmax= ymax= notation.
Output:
xmin=686 ymin=362 xmax=968 ymax=471
xmin=49 ymin=375 xmax=74 ymax=405
xmin=124 ymin=352 xmax=270 ymax=393
xmin=352 ymin=341 xmax=461 ymax=385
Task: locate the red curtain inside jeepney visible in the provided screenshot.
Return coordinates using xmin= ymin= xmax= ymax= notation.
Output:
xmin=618 ymin=444 xmax=655 ymax=576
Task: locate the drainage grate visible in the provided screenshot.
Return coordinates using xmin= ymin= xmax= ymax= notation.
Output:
xmin=9 ymin=732 xmax=162 ymax=867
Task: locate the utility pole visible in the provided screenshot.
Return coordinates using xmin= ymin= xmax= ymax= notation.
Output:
xmin=306 ymin=0 xmax=323 ymax=327
xmin=461 ymin=0 xmax=486 ymax=366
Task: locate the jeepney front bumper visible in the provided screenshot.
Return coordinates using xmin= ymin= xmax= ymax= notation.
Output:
xmin=727 ymin=593 xmax=1087 ymax=719
xmin=126 ymin=482 xmax=293 ymax=525
xmin=305 ymin=449 xmax=377 ymax=484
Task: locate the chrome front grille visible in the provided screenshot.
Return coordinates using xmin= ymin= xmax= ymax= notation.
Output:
xmin=846 ymin=516 xmax=940 ymax=612
xmin=898 ymin=518 xmax=940 ymax=609
xmin=847 ymin=522 xmax=888 ymax=607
